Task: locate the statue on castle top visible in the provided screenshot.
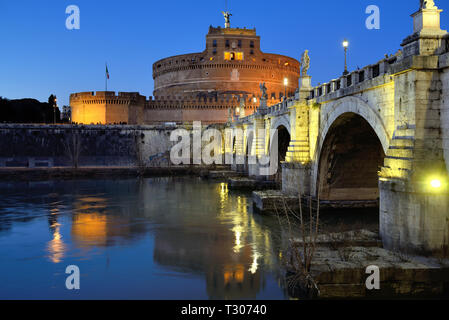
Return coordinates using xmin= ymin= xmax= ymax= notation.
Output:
xmin=222 ymin=11 xmax=232 ymax=28
xmin=300 ymin=50 xmax=310 ymax=76
xmin=259 ymin=82 xmax=268 ymax=100
xmin=420 ymin=0 xmax=436 ymax=9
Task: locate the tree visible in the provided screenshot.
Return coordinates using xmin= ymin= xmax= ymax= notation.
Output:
xmin=48 ymin=94 xmax=57 ymax=107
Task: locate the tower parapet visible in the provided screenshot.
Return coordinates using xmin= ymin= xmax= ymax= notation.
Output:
xmin=70 ymin=91 xmax=146 ymax=125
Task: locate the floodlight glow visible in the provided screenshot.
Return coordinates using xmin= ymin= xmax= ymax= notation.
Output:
xmin=430 ymin=179 xmax=442 ymax=189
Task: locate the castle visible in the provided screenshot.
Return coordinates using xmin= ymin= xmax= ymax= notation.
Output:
xmin=70 ymin=14 xmax=300 ymax=125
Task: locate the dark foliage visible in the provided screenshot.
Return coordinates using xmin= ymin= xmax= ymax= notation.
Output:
xmin=0 ymin=96 xmax=61 ymax=123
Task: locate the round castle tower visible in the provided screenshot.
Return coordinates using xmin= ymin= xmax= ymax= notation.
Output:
xmin=70 ymin=14 xmax=300 ymax=125
xmin=70 ymin=91 xmax=145 ymax=125
xmin=153 ymin=25 xmax=300 ymax=102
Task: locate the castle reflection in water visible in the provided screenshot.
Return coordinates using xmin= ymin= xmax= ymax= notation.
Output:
xmin=35 ymin=177 xmax=288 ymax=299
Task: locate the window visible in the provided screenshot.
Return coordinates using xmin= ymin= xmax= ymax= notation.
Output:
xmin=213 ymin=48 xmax=217 ymax=55
xmin=250 ymin=49 xmax=254 ymax=55
xmin=250 ymin=41 xmax=254 ymax=48
xmin=224 ymin=52 xmax=243 ymax=61
xmin=226 ymin=40 xmax=230 ymax=48
xmin=347 ymin=76 xmax=352 ymax=87
xmin=238 ymin=40 xmax=242 ymax=48
xmin=213 ymin=40 xmax=217 ymax=47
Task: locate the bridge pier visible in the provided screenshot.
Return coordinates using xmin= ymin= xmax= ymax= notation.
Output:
xmin=380 ymin=178 xmax=449 ymax=255
xmin=281 ymin=162 xmax=311 ymax=196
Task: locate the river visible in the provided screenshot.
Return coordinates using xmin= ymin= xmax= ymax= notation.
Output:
xmin=0 ymin=177 xmax=292 ymax=299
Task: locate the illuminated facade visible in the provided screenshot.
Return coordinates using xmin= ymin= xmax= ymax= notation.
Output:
xmin=70 ymin=19 xmax=300 ymax=125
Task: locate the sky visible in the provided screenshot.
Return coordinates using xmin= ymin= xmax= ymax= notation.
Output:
xmin=0 ymin=0 xmax=448 ymax=108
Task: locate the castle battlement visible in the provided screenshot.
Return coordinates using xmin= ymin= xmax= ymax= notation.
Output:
xmin=70 ymin=91 xmax=144 ymax=99
xmin=145 ymin=95 xmax=261 ymax=109
xmin=208 ymin=26 xmax=257 ymax=36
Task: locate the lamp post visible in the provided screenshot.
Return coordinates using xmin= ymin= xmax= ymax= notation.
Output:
xmin=283 ymin=77 xmax=288 ymax=100
xmin=343 ymin=39 xmax=349 ymax=75
xmin=53 ymin=97 xmax=58 ymax=124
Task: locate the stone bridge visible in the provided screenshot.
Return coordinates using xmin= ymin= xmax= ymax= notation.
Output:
xmin=228 ymin=3 xmax=449 ymax=255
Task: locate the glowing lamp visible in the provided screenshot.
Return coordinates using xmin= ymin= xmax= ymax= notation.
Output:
xmin=284 ymin=78 xmax=289 ymax=86
xmin=430 ymin=179 xmax=442 ymax=189
xmin=343 ymin=40 xmax=349 ymax=48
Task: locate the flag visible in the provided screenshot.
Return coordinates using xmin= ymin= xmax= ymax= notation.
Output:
xmin=106 ymin=64 xmax=110 ymax=79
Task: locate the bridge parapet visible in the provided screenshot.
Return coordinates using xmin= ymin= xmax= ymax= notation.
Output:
xmin=310 ymin=56 xmax=398 ymax=103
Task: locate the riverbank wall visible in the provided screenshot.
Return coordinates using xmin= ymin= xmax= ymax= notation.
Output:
xmin=0 ymin=124 xmax=175 ymax=168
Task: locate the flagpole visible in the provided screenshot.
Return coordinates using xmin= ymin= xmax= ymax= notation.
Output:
xmin=105 ymin=63 xmax=108 ymax=91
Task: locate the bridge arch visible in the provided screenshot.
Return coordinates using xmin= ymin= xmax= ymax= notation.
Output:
xmin=270 ymin=114 xmax=291 ymax=136
xmin=311 ymin=97 xmax=391 ymax=199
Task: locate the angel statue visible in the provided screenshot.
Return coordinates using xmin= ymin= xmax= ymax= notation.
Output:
xmin=421 ymin=0 xmax=436 ymax=9
xmin=222 ymin=11 xmax=232 ymax=28
xmin=300 ymin=50 xmax=310 ymax=76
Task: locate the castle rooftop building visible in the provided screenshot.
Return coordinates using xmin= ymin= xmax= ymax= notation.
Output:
xmin=70 ymin=13 xmax=300 ymax=125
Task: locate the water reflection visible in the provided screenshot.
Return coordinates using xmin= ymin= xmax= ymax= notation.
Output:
xmin=0 ymin=177 xmax=287 ymax=299
xmin=46 ymin=209 xmax=66 ymax=263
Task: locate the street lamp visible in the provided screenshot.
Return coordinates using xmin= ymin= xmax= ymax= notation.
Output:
xmin=53 ymin=97 xmax=58 ymax=124
xmin=283 ymin=77 xmax=288 ymax=99
xmin=343 ymin=39 xmax=349 ymax=75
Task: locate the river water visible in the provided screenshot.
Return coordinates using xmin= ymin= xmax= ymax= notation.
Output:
xmin=0 ymin=177 xmax=293 ymax=299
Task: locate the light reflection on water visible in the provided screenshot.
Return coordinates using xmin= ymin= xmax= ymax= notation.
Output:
xmin=0 ymin=177 xmax=289 ymax=300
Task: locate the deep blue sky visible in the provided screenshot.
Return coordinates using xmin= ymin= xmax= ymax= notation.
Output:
xmin=1 ymin=0 xmax=448 ymax=108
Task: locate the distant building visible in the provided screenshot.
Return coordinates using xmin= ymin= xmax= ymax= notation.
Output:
xmin=61 ymin=105 xmax=71 ymax=122
xmin=70 ymin=15 xmax=300 ymax=125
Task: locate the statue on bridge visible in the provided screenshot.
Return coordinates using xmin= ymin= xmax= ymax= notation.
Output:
xmin=420 ymin=0 xmax=436 ymax=9
xmin=259 ymin=82 xmax=268 ymax=100
xmin=300 ymin=50 xmax=310 ymax=76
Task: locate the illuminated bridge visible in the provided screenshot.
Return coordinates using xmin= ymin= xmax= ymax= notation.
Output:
xmin=228 ymin=2 xmax=449 ymax=255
